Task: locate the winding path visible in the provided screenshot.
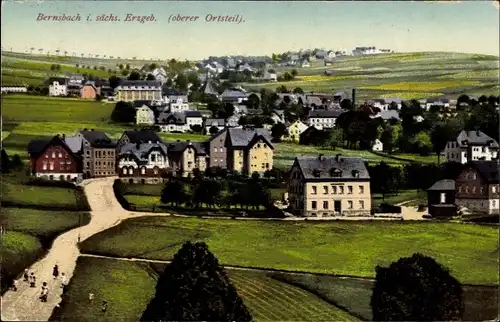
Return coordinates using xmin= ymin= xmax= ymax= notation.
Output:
xmin=0 ymin=177 xmax=171 ymax=322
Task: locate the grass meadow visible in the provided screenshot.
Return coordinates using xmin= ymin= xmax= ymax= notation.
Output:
xmin=80 ymin=216 xmax=499 ymax=285
xmin=53 ymin=257 xmax=358 ymax=322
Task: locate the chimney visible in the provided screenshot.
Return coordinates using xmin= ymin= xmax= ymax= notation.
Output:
xmin=351 ymin=88 xmax=356 ymax=109
xmin=335 ymin=153 xmax=341 ymax=161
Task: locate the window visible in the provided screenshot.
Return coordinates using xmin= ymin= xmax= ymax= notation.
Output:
xmin=465 ymin=186 xmax=469 ymax=193
xmin=472 ymin=173 xmax=477 ymax=180
xmin=86 ymin=151 xmax=90 ymax=156
xmin=45 ymin=154 xmax=48 ymax=158
xmin=348 ymin=186 xmax=353 ymax=194
xmin=42 ymin=162 xmax=47 ymax=170
xmin=188 ymin=161 xmax=193 ymax=168
xmin=154 ymin=168 xmax=159 ymax=175
xmin=359 ymin=200 xmax=365 ymax=209
xmin=482 ymin=147 xmax=486 ymax=153
xmin=493 ymin=200 xmax=497 ymax=207
xmin=214 ymin=147 xmax=218 ymax=152
xmin=359 ymin=186 xmax=364 ymax=194
xmin=493 ymin=186 xmax=498 ymax=193
xmin=440 ymin=193 xmax=446 ymax=203
xmin=188 ymin=149 xmax=192 ymax=154
xmin=458 ymin=186 xmax=462 ymax=193
xmin=51 ymin=152 xmax=55 ymax=158
xmin=141 ymin=167 xmax=145 ymax=175
xmin=49 ymin=162 xmax=54 ymax=170
xmin=311 ymin=201 xmax=317 ymax=209
xmin=480 ymin=187 xmax=485 ymax=194
xmin=472 ymin=186 xmax=476 ymax=193
xmin=348 ymin=201 xmax=353 ymax=209
xmin=339 ymin=186 xmax=344 ymax=194
xmin=60 ymin=161 xmax=65 ymax=168
xmin=262 ymin=163 xmax=265 ymax=169
xmin=266 ymin=163 xmax=270 ymax=169
xmin=151 ymin=154 xmax=156 ymax=162
xmin=128 ymin=168 xmax=134 ymax=175
xmin=123 ymin=168 xmax=127 ymax=174
xmin=323 ymin=201 xmax=328 ymax=209
xmin=58 ymin=152 xmax=62 ymax=158
xmin=312 ymin=186 xmax=317 ymax=194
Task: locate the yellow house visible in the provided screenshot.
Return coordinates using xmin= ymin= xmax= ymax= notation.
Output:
xmin=166 ymin=141 xmax=207 ymax=177
xmin=225 ymin=128 xmax=274 ymax=175
xmin=283 ymin=120 xmax=308 ymax=142
xmin=288 ymin=154 xmax=372 ymax=217
xmin=114 ymin=80 xmax=162 ymax=102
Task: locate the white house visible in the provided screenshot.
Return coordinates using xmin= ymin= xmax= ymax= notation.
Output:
xmin=444 ymin=130 xmax=499 ymax=164
xmin=168 ymin=96 xmax=190 ymax=113
xmin=136 ymin=105 xmax=156 ymax=125
xmin=220 ymin=89 xmax=248 ymax=104
xmin=49 ymin=80 xmax=68 ymax=96
xmin=271 ymin=110 xmax=286 ymax=124
xmin=307 ymin=110 xmax=344 ymax=129
xmin=117 ymin=142 xmax=169 ymax=184
xmin=150 ymin=67 xmax=168 ymax=84
xmin=422 ymin=98 xmax=450 ymax=111
xmin=372 ymin=139 xmax=384 ymax=152
xmin=384 ymin=98 xmax=403 ymax=110
xmin=1 ymin=85 xmax=28 ymax=93
xmin=204 ymin=118 xmax=226 ymax=134
xmin=301 ymin=60 xmax=310 ymax=68
xmin=352 ymin=46 xmax=381 ymax=56
xmin=157 ymin=111 xmax=203 ymax=133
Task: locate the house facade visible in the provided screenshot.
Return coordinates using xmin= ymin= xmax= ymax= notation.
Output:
xmin=77 ymin=130 xmax=117 ymax=178
xmin=166 ymin=141 xmax=207 ymax=177
xmin=49 ymin=80 xmax=67 ymax=96
xmin=283 ymin=120 xmax=308 ymax=143
xmin=372 ymin=139 xmax=383 ymax=152
xmin=117 ymin=130 xmax=162 ymax=148
xmin=136 ymin=105 xmax=156 ymax=125
xmin=204 ymin=118 xmax=226 ymax=134
xmin=225 ymin=128 xmax=274 ymax=175
xmin=114 ymin=80 xmax=162 ymax=102
xmin=168 ymin=97 xmax=190 ymax=113
xmin=444 ymin=130 xmax=499 ymax=164
xmin=287 ymin=155 xmax=372 ymax=217
xmin=157 ymin=111 xmax=203 ymax=133
xmin=206 ymin=129 xmax=229 ymax=169
xmin=27 ymin=135 xmax=82 ymax=182
xmin=80 ymin=82 xmax=99 ymax=99
xmin=455 ymin=161 xmax=500 ymax=214
xmin=427 ymin=179 xmax=457 ymax=217
xmin=1 ymin=85 xmax=28 ymax=93
xmin=307 ymin=110 xmax=343 ymax=129
xmin=117 ymin=142 xmax=169 ymax=184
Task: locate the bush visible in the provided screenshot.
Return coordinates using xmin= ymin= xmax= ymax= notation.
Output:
xmin=25 ymin=178 xmax=76 ymax=188
xmin=113 ymin=180 xmax=131 ymax=210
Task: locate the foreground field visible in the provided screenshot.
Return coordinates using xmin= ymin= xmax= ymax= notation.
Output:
xmin=80 ymin=216 xmax=499 ymax=285
xmin=53 ymin=257 xmax=357 ymax=322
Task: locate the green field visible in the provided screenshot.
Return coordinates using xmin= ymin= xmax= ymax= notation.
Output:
xmin=3 ymin=180 xmax=81 ymax=208
xmin=242 ymin=52 xmax=499 ymax=99
xmin=80 ymin=216 xmax=499 ymax=285
xmin=53 ymin=257 xmax=357 ymax=322
xmin=372 ymin=189 xmax=427 ymax=206
xmin=272 ymin=271 xmax=499 ymax=321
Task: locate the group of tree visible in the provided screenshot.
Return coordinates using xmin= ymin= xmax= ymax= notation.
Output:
xmin=141 ymin=241 xmax=462 ymax=321
xmin=0 ymin=150 xmax=24 ymax=173
xmin=160 ymin=171 xmax=274 ymax=211
xmin=110 ymin=101 xmax=136 ymax=123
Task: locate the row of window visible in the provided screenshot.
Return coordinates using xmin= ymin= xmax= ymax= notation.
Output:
xmin=311 ymin=185 xmax=364 ymax=195
xmin=250 ymin=163 xmax=270 ymax=169
xmin=42 ymin=161 xmax=71 ymax=171
xmin=122 ymin=167 xmax=159 ymax=175
xmin=311 ymin=200 xmax=365 ymax=210
xmin=45 ymin=152 xmax=68 ymax=159
xmin=95 ymin=171 xmax=114 ymax=176
xmin=458 ymin=185 xmax=497 ymax=194
xmin=94 ymin=150 xmax=115 ymax=157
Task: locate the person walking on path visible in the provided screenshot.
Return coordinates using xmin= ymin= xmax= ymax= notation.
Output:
xmin=10 ymin=279 xmax=18 ymax=291
xmin=60 ymin=273 xmax=67 ymax=294
xmin=30 ymin=272 xmax=36 ymax=288
xmin=102 ymin=301 xmax=108 ymax=313
xmin=40 ymin=282 xmax=49 ymax=302
xmin=88 ymin=292 xmax=94 ymax=303
xmin=23 ymin=269 xmax=29 ymax=282
xmin=52 ymin=265 xmax=59 ymax=279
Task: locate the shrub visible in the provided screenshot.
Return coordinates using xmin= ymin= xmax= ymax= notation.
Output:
xmin=113 ymin=180 xmax=130 ymax=210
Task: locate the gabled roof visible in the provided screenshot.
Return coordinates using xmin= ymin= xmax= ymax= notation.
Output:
xmin=118 ymin=142 xmax=168 ymax=164
xmin=123 ymin=130 xmax=162 ymax=144
xmin=226 ymin=128 xmax=274 ymax=149
xmin=64 ymin=136 xmax=83 ymax=153
xmin=466 ymin=161 xmax=499 ymax=183
xmin=221 ymin=89 xmax=248 ymax=99
xmin=158 ymin=112 xmax=186 ymax=125
xmin=205 ymin=118 xmax=226 ymax=127
xmin=199 ymin=80 xmax=219 ymax=95
xmin=294 ymin=155 xmax=370 ymax=181
xmin=166 ymin=141 xmax=207 ymax=156
xmin=371 ymin=110 xmax=401 ymax=121
xmin=79 ymin=130 xmax=116 ymax=148
xmin=132 ymin=100 xmax=154 ymax=108
xmin=455 ymin=130 xmax=499 ymax=148
xmin=427 ymin=179 xmax=455 ymax=191
xmin=167 ymin=95 xmax=188 ymax=103
xmin=184 ymin=110 xmax=202 ymax=118
xmin=27 ymin=135 xmax=80 ymax=160
xmin=307 ymin=110 xmax=344 ymax=118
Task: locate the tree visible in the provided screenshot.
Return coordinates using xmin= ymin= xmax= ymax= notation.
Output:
xmin=411 ymin=131 xmax=432 ymax=155
xmin=293 ymin=87 xmax=304 ymax=94
xmin=10 ymin=154 xmax=23 ymax=171
xmin=219 ymin=102 xmax=235 ymax=119
xmin=118 ymin=64 xmax=124 ymax=70
xmin=326 ymin=128 xmax=344 ymax=149
xmin=160 ymin=180 xmax=186 ymax=206
xmin=209 ymin=126 xmax=220 ymax=135
xmin=190 ymin=124 xmax=203 ymax=134
xmin=1 ymin=149 xmax=11 ymax=173
xmin=290 ymin=69 xmax=298 ymax=78
xmin=271 ymin=123 xmax=288 ymax=142
xmin=371 ymin=253 xmax=463 ymax=321
xmin=431 ymin=123 xmax=456 ymax=165
xmin=141 ymin=242 xmax=252 ymax=322
xmin=146 ymin=74 xmax=156 ymax=81
xmin=110 ymin=101 xmax=136 ymax=123
xmin=175 ymin=74 xmax=189 ymax=92
xmin=128 ymin=70 xmax=141 ymax=81
xmin=340 ymin=99 xmax=353 ymax=110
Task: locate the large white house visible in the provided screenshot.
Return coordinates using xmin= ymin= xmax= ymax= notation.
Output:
xmin=166 ymin=95 xmax=190 ymax=113
xmin=307 ymin=110 xmax=344 ymax=129
xmin=49 ymin=80 xmax=68 ymax=96
xmin=1 ymin=85 xmax=28 ymax=93
xmin=157 ymin=111 xmax=203 ymax=133
xmin=149 ymin=67 xmax=168 ymax=84
xmin=444 ymin=130 xmax=499 ymax=164
xmin=136 ymin=105 xmax=156 ymax=125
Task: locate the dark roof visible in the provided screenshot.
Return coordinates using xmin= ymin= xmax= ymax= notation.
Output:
xmin=205 ymin=118 xmax=226 ymax=127
xmin=184 ymin=111 xmax=202 ymax=118
xmin=27 ymin=135 xmax=80 ymax=160
xmin=118 ymin=142 xmax=168 ymax=165
xmin=166 ymin=141 xmax=207 ymax=155
xmin=226 ymin=128 xmax=274 ymax=149
xmin=295 ymin=155 xmax=370 ymax=181
xmin=80 ymin=130 xmax=116 ymax=148
xmin=456 ymin=130 xmax=499 ymax=148
xmin=428 ymin=179 xmax=455 ymax=191
xmin=468 ymin=161 xmax=500 ymax=183
xmin=199 ymin=80 xmax=219 ymax=95
xmin=123 ymin=130 xmax=162 ymax=144
xmin=132 ymin=100 xmax=153 ymax=108
xmin=308 ymin=110 xmax=344 ymax=118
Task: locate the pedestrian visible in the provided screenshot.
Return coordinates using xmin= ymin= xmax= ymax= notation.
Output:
xmin=52 ymin=265 xmax=59 ymax=279
xmin=88 ymin=292 xmax=94 ymax=303
xmin=102 ymin=300 xmax=108 ymax=313
xmin=30 ymin=272 xmax=36 ymax=288
xmin=11 ymin=279 xmax=18 ymax=291
xmin=23 ymin=269 xmax=29 ymax=282
xmin=40 ymin=282 xmax=48 ymax=302
xmin=60 ymin=272 xmax=66 ymax=288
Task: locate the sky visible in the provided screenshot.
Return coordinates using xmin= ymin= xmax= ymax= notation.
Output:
xmin=1 ymin=1 xmax=499 ymax=60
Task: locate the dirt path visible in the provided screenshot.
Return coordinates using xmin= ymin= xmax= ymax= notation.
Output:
xmin=0 ymin=177 xmax=171 ymax=322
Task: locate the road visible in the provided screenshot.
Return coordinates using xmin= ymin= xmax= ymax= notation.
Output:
xmin=0 ymin=177 xmax=171 ymax=322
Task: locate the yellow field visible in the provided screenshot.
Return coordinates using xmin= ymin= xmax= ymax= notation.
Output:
xmin=378 ymin=92 xmax=444 ymax=100
xmin=361 ymin=80 xmax=481 ymax=92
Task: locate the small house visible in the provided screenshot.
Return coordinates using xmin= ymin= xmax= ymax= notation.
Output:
xmin=427 ymin=179 xmax=457 ymax=217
